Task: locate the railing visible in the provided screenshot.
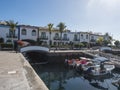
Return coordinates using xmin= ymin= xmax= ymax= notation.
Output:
xmin=53 ymin=37 xmax=61 ymax=40
xmin=39 ymin=36 xmax=48 ymax=40
xmin=53 ymin=37 xmax=69 ymax=41
xmin=62 ymin=38 xmax=69 ymax=41
xmin=74 ymin=38 xmax=80 ymax=41
xmin=6 ymin=35 xmax=18 ymax=38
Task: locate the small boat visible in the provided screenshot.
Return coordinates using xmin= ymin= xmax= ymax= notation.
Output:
xmin=64 ymin=59 xmax=76 ymax=68
xmin=65 ymin=57 xmax=91 ymax=68
xmin=83 ymin=64 xmax=114 ymax=76
xmin=76 ymin=57 xmax=115 ymax=76
xmin=75 ymin=57 xmax=92 ymax=67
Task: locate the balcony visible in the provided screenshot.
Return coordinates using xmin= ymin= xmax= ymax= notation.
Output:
xmin=6 ymin=34 xmax=18 ymax=38
xmin=74 ymin=38 xmax=80 ymax=41
xmin=90 ymin=39 xmax=96 ymax=43
xmin=62 ymin=38 xmax=69 ymax=41
xmin=53 ymin=37 xmax=61 ymax=40
xmin=39 ymin=36 xmax=48 ymax=40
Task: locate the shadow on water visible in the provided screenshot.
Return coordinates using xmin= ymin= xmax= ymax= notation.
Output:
xmin=31 ymin=64 xmax=120 ymax=90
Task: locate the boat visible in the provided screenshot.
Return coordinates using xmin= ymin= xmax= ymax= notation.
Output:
xmin=65 ymin=57 xmax=91 ymax=68
xmin=76 ymin=56 xmax=115 ymax=76
xmin=64 ymin=59 xmax=76 ymax=68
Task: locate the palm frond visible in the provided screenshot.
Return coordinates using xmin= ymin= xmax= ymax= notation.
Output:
xmin=48 ymin=23 xmax=54 ymax=33
xmin=5 ymin=20 xmax=18 ymax=31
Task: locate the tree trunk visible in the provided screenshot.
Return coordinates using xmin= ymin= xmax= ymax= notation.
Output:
xmin=49 ymin=33 xmax=51 ymax=51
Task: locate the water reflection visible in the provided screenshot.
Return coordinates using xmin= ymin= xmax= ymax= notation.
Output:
xmin=32 ymin=64 xmax=120 ymax=90
xmin=83 ymin=75 xmax=113 ymax=90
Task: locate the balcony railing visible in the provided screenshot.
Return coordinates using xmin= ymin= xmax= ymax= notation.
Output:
xmin=6 ymin=35 xmax=18 ymax=38
xmin=53 ymin=37 xmax=61 ymax=40
xmin=39 ymin=36 xmax=48 ymax=40
xmin=74 ymin=38 xmax=80 ymax=41
xmin=90 ymin=39 xmax=96 ymax=42
xmin=62 ymin=38 xmax=69 ymax=41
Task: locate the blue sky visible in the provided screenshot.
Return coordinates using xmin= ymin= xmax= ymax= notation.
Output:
xmin=0 ymin=0 xmax=120 ymax=40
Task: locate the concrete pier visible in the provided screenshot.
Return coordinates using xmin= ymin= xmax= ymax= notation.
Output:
xmin=0 ymin=51 xmax=48 ymax=90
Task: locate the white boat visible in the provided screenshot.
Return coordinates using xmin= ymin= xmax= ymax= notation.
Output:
xmin=64 ymin=59 xmax=76 ymax=68
xmin=82 ymin=63 xmax=115 ymax=76
xmin=65 ymin=57 xmax=92 ymax=68
xmin=92 ymin=57 xmax=109 ymax=64
xmin=77 ymin=57 xmax=115 ymax=76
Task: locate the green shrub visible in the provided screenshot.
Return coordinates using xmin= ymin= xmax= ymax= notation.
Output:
xmin=81 ymin=42 xmax=88 ymax=47
xmin=74 ymin=43 xmax=84 ymax=48
xmin=79 ymin=43 xmax=84 ymax=47
xmin=50 ymin=45 xmax=56 ymax=47
xmin=74 ymin=44 xmax=79 ymax=48
xmin=1 ymin=43 xmax=13 ymax=48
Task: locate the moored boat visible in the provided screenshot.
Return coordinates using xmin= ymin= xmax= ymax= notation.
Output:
xmin=76 ymin=56 xmax=115 ymax=76
xmin=65 ymin=57 xmax=91 ymax=68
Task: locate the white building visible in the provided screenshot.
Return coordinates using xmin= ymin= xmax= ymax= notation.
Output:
xmin=19 ymin=25 xmax=38 ymax=41
xmin=0 ymin=24 xmax=18 ymax=42
xmin=0 ymin=24 xmax=105 ymax=46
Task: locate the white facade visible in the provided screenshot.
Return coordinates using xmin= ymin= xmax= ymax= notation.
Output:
xmin=0 ymin=24 xmax=105 ymax=45
xmin=19 ymin=25 xmax=38 ymax=41
xmin=0 ymin=25 xmax=18 ymax=42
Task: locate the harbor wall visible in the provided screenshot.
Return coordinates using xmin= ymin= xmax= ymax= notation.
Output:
xmin=25 ymin=51 xmax=95 ymax=64
xmin=20 ymin=53 xmax=49 ymax=90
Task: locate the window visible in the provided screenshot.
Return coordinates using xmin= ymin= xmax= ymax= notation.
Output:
xmin=21 ymin=29 xmax=27 ymax=35
xmin=86 ymin=35 xmax=88 ymax=39
xmin=91 ymin=36 xmax=94 ymax=39
xmin=9 ymin=29 xmax=15 ymax=36
xmin=32 ymin=30 xmax=36 ymax=36
xmin=54 ymin=42 xmax=56 ymax=45
xmin=41 ymin=32 xmax=46 ymax=38
xmin=55 ymin=33 xmax=59 ymax=38
xmin=63 ymin=34 xmax=67 ymax=39
xmin=81 ymin=34 xmax=83 ymax=39
xmin=74 ymin=34 xmax=77 ymax=39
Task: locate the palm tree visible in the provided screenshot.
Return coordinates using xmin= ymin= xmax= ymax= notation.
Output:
xmin=48 ymin=23 xmax=54 ymax=49
xmin=5 ymin=20 xmax=18 ymax=48
xmin=114 ymin=40 xmax=120 ymax=47
xmin=104 ymin=32 xmax=113 ymax=44
xmin=97 ymin=37 xmax=104 ymax=46
xmin=57 ymin=22 xmax=66 ymax=47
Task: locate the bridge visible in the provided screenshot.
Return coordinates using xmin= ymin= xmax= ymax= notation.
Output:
xmin=20 ymin=46 xmax=49 ymax=53
xmin=20 ymin=46 xmax=49 ymax=64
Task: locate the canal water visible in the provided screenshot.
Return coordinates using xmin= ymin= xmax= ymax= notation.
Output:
xmin=32 ymin=64 xmax=120 ymax=90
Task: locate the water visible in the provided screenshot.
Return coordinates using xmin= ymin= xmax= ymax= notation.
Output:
xmin=32 ymin=64 xmax=120 ymax=90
